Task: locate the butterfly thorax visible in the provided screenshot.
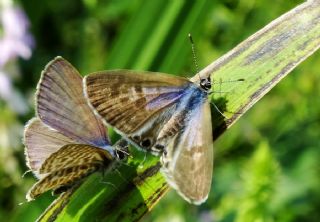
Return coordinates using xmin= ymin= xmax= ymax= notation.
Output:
xmin=152 ymin=83 xmax=208 ymax=154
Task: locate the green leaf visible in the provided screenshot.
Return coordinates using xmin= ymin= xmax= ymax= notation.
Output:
xmin=37 ymin=1 xmax=320 ymax=221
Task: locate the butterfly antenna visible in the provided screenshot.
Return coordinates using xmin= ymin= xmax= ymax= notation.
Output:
xmin=212 ymin=78 xmax=245 ymax=84
xmin=188 ymin=33 xmax=201 ymax=82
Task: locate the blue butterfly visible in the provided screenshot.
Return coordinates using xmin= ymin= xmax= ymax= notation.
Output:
xmin=84 ymin=69 xmax=213 ymax=204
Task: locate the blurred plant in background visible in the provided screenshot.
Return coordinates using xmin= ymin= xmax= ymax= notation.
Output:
xmin=0 ymin=0 xmax=34 ymax=220
xmin=0 ymin=0 xmax=33 ymax=113
xmin=0 ymin=0 xmax=319 ymax=221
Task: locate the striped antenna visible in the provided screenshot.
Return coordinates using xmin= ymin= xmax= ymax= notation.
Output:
xmin=188 ymin=33 xmax=201 ymax=81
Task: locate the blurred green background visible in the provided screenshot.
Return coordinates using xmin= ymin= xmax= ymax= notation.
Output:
xmin=0 ymin=0 xmax=319 ymax=221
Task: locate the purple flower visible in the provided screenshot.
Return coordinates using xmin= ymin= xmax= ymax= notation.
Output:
xmin=0 ymin=2 xmax=33 ymax=114
xmin=0 ymin=4 xmax=34 ymax=68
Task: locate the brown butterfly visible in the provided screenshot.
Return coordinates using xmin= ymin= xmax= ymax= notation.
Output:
xmin=83 ymin=66 xmax=213 ymax=204
xmin=24 ymin=57 xmax=128 ymax=201
xmin=24 ymin=118 xmax=128 ymax=200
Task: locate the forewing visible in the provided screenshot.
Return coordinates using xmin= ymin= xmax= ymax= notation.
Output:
xmin=24 ymin=118 xmax=74 ymax=174
xmin=161 ymin=102 xmax=213 ymax=204
xmin=26 ymin=163 xmax=99 ymax=201
xmin=39 ymin=144 xmax=114 ymax=174
xmin=84 ymin=70 xmax=191 ymax=150
xmin=36 ymin=56 xmax=109 ymax=148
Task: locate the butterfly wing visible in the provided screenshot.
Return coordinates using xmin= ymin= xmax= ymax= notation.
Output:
xmin=84 ymin=71 xmax=192 ymax=151
xmin=26 ymin=163 xmax=100 ymax=201
xmin=24 ymin=118 xmax=74 ymax=175
xmin=39 ymin=144 xmax=114 ymax=174
xmin=161 ymin=102 xmax=213 ymax=204
xmin=36 ymin=57 xmax=109 ymax=148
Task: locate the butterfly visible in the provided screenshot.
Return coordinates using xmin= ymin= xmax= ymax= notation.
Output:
xmin=83 ymin=67 xmax=213 ymax=204
xmin=24 ymin=57 xmax=128 ymax=201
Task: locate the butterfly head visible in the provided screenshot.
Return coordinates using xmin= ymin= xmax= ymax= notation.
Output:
xmin=199 ymin=76 xmax=211 ymax=92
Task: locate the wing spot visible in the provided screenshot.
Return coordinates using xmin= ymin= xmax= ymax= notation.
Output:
xmin=140 ymin=138 xmax=152 ymax=149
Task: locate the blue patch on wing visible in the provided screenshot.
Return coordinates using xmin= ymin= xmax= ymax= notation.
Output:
xmin=91 ymin=138 xmax=111 ymax=148
xmin=146 ymin=89 xmax=187 ymax=110
xmin=178 ymin=84 xmax=207 ymax=112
